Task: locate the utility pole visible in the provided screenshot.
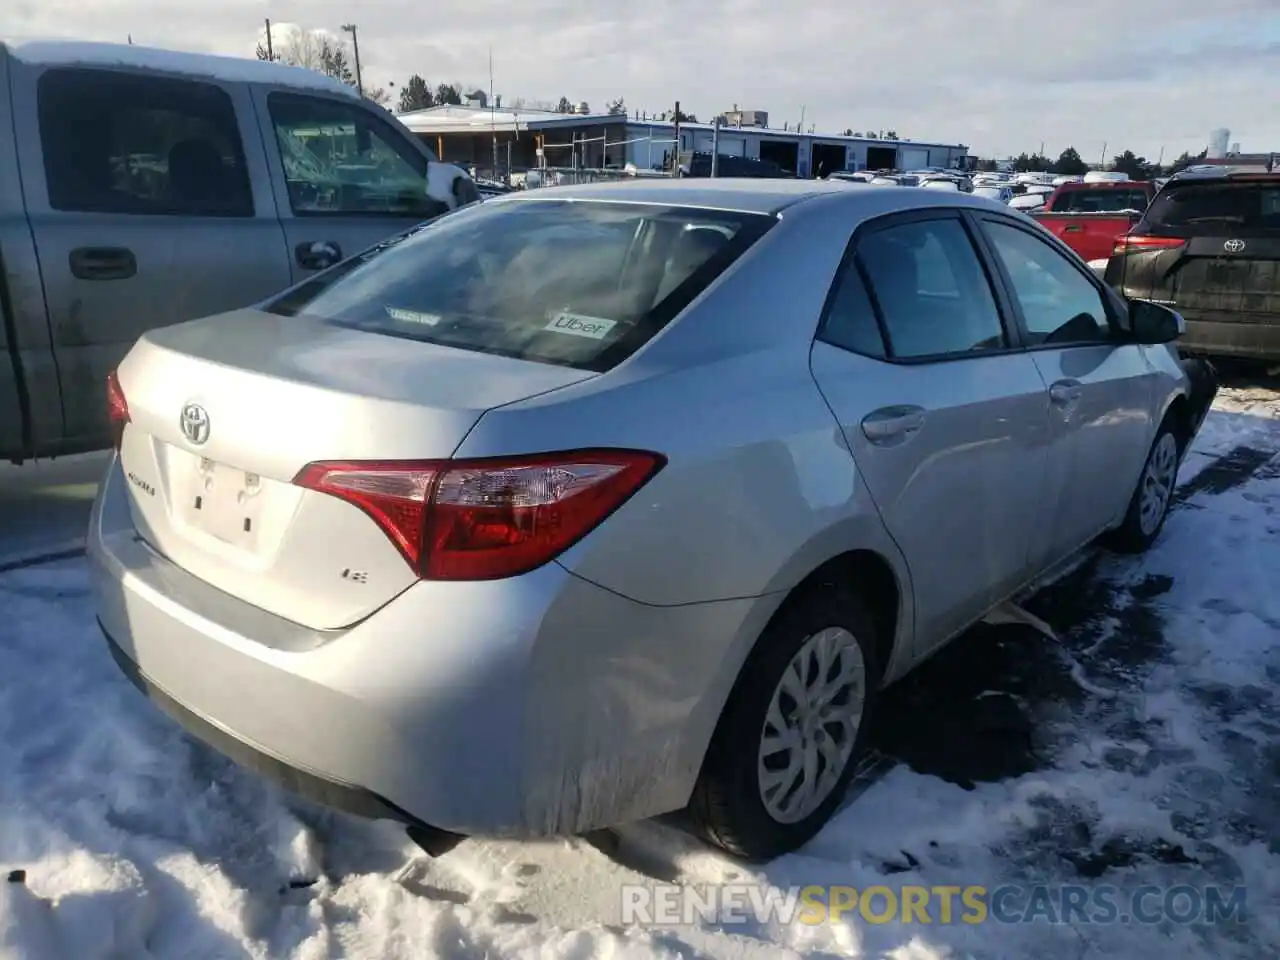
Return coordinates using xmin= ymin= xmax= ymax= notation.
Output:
xmin=711 ymin=116 xmax=720 ymax=177
xmin=672 ymin=100 xmax=681 ymax=178
xmin=341 ymin=23 xmax=363 ymax=96
xmin=489 ymin=48 xmax=498 ymax=181
xmin=264 ymin=18 xmax=274 ymax=60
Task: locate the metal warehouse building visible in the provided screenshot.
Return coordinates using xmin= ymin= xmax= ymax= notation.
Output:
xmin=398 ymin=104 xmax=971 ymax=179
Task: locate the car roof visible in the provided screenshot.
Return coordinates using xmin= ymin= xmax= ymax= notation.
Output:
xmin=4 ymin=40 xmax=359 ymax=98
xmin=489 ymin=178 xmax=1014 ymax=217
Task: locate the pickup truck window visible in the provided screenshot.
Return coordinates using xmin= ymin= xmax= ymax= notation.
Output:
xmin=37 ymin=68 xmax=253 ymax=217
xmin=266 ymin=92 xmax=443 ymax=218
xmin=1052 ymin=188 xmax=1150 ymax=214
xmin=983 ymin=221 xmax=1110 ymax=345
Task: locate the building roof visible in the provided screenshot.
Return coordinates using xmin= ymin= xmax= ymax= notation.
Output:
xmin=397 ymin=104 xmax=619 ymax=134
xmin=481 ymin=176 xmax=1003 ymax=216
xmin=631 ymin=119 xmax=966 ymax=151
xmin=398 ymin=105 xmax=965 ymax=152
xmin=1189 ymin=154 xmax=1278 ymax=171
xmin=4 ymin=40 xmax=359 ymax=97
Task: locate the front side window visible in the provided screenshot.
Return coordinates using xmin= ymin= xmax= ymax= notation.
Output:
xmin=265 ymin=199 xmax=774 ymax=370
xmin=38 ymin=68 xmax=252 ymax=217
xmin=267 ymin=92 xmax=444 ymax=218
xmin=856 ymin=218 xmax=1006 ymax=359
xmin=984 ymin=221 xmax=1111 ymax=345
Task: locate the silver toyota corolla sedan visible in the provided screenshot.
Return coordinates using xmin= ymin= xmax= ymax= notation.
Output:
xmin=91 ymin=180 xmax=1217 ymax=862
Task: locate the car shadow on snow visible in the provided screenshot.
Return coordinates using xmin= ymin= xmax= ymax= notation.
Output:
xmin=850 ymin=436 xmax=1278 ymax=866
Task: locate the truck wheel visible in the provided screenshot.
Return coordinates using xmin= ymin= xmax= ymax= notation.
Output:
xmin=1105 ymin=421 xmax=1180 ymax=554
xmin=689 ymin=583 xmax=879 ymax=862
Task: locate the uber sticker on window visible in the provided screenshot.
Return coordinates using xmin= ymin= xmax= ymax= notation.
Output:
xmin=386 ymin=306 xmax=442 ymax=326
xmin=544 ymin=311 xmax=617 ymax=340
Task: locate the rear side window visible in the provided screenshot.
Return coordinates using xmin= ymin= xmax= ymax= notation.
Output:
xmin=1143 ymin=182 xmax=1280 ymax=236
xmin=820 ymin=262 xmax=886 ymax=358
xmin=265 ymin=199 xmax=774 ymax=371
xmin=37 ymin=68 xmax=252 ymax=217
xmin=1054 ymin=189 xmax=1150 ymax=213
xmin=856 ymin=218 xmax=1006 ymax=359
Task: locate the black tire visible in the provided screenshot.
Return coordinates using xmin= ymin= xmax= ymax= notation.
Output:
xmin=689 ymin=582 xmax=880 ymax=862
xmin=1105 ymin=420 xmax=1182 ymax=554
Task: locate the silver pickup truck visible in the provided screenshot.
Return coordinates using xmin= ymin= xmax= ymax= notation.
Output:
xmin=1 ymin=40 xmax=480 ymax=463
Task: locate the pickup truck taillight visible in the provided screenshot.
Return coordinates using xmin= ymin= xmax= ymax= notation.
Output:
xmin=106 ymin=370 xmax=130 ymax=450
xmin=1113 ymin=236 xmax=1186 ymax=256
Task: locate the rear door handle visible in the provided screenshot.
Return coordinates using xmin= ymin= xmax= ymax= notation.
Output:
xmin=69 ymin=247 xmax=136 ymax=281
xmin=860 ymin=405 xmax=926 ymax=444
xmin=1049 ymin=380 xmax=1083 ymax=406
xmin=295 ymin=240 xmax=343 ymax=270
xmin=1063 ymin=224 xmax=1083 ymax=233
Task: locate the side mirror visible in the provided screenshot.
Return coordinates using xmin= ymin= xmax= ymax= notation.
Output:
xmin=1128 ymin=299 xmax=1185 ymax=344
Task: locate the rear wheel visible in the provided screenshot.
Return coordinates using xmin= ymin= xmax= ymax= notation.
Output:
xmin=689 ymin=584 xmax=879 ymax=861
xmin=1106 ymin=422 xmax=1180 ymax=554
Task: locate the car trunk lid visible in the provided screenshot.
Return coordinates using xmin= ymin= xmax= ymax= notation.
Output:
xmin=114 ymin=308 xmax=596 ymax=629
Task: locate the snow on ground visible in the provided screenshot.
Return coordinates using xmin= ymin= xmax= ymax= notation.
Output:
xmin=2 ymin=387 xmax=1279 ymax=959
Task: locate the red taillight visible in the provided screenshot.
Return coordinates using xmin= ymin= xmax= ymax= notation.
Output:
xmin=1113 ymin=235 xmax=1186 ymax=256
xmin=294 ymin=449 xmax=665 ymax=580
xmin=106 ymin=370 xmax=130 ymax=449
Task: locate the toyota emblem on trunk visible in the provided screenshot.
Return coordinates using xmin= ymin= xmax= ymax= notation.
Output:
xmin=1224 ymin=239 xmax=1246 ymax=253
xmin=180 ymin=402 xmax=210 ymax=445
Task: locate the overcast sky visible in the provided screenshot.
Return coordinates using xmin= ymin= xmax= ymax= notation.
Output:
xmin=7 ymin=0 xmax=1279 ymax=161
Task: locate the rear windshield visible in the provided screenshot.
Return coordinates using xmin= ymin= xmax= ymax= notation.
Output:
xmin=265 ymin=198 xmax=773 ymax=371
xmin=1053 ymin=188 xmax=1150 ymax=214
xmin=1141 ymin=181 xmax=1280 ymax=235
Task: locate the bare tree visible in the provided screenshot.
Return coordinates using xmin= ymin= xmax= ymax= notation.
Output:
xmin=276 ymin=25 xmax=327 ymax=71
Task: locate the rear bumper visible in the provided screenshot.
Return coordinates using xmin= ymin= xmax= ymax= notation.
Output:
xmin=99 ymin=622 xmax=426 ymax=826
xmin=88 ymin=455 xmax=764 ymax=837
xmin=1178 ymin=317 xmax=1280 ymax=361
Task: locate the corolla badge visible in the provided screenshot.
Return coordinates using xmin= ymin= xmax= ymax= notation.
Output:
xmin=180 ymin=402 xmax=210 ymax=445
xmin=1223 ymin=239 xmax=1246 ymax=253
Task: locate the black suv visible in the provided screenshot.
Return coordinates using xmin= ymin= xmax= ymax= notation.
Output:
xmin=1105 ymin=168 xmax=1280 ymax=360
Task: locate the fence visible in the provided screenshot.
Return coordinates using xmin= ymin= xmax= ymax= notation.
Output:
xmin=461 ymin=129 xmax=682 ymax=188
xmin=467 ymin=166 xmax=676 ymax=193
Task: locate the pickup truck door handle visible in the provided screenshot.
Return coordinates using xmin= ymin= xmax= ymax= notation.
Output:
xmin=1062 ymin=224 xmax=1083 ymax=233
xmin=1049 ymin=380 xmax=1083 ymax=406
xmin=295 ymin=240 xmax=343 ymax=271
xmin=860 ymin=405 xmax=927 ymax=444
xmin=69 ymin=247 xmax=136 ymax=281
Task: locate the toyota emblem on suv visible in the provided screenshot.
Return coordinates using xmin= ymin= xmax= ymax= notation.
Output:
xmin=180 ymin=402 xmax=210 ymax=445
xmin=1224 ymin=239 xmax=1246 ymax=253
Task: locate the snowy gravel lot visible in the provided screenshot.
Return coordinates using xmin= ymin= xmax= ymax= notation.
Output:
xmin=1 ymin=383 xmax=1278 ymax=959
